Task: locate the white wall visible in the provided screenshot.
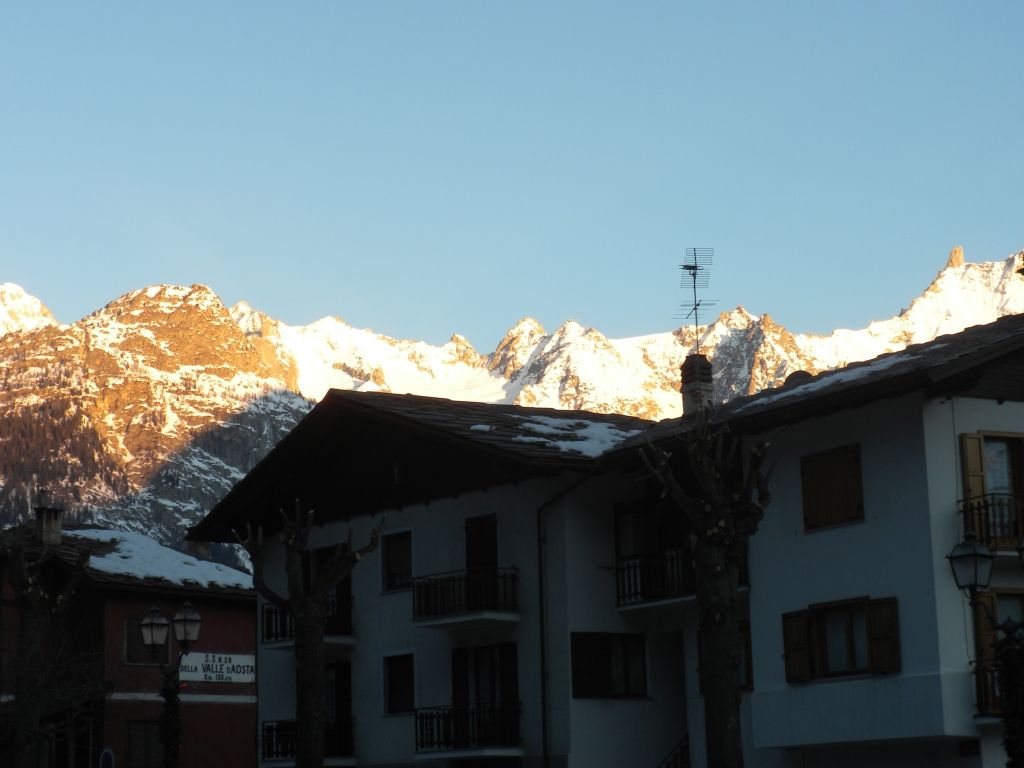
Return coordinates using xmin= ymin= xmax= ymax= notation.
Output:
xmin=558 ymin=473 xmax=689 ymax=768
xmin=741 ymin=392 xmax=1024 ymax=767
xmin=747 ymin=394 xmax=949 ymax=749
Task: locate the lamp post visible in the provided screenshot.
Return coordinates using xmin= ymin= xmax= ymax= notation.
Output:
xmin=948 ymin=533 xmax=1024 ymax=766
xmin=140 ymin=602 xmax=202 ymax=768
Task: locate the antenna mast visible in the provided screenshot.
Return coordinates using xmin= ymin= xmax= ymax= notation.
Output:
xmin=677 ymin=247 xmax=716 ymax=354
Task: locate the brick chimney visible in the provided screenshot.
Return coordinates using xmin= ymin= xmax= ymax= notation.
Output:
xmin=35 ymin=504 xmax=65 ymax=546
xmin=681 ymin=353 xmax=714 ymax=414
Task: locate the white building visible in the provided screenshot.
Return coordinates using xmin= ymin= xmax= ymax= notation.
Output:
xmin=191 ymin=312 xmax=1024 ymax=768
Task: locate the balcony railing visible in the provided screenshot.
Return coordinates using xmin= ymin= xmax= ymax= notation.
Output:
xmin=616 ymin=548 xmax=694 ymax=606
xmin=412 ymin=568 xmax=518 ymax=621
xmin=415 ymin=703 xmax=521 ymax=752
xmin=962 ymin=493 xmax=1024 ymax=550
xmin=616 ymin=548 xmax=749 ymax=607
xmin=656 ymin=735 xmax=690 ymax=768
xmin=975 ymin=660 xmax=1001 ymax=717
xmin=261 ymin=590 xmax=353 ymax=642
xmin=262 ymin=719 xmax=354 ymax=760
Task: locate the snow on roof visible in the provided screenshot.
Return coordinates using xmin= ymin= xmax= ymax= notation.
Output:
xmin=513 ymin=414 xmax=643 ymax=458
xmin=730 ymin=342 xmax=941 ymax=414
xmin=71 ymin=529 xmax=252 ymax=590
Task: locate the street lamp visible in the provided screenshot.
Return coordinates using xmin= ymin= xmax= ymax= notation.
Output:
xmin=948 ymin=532 xmax=1024 ymax=765
xmin=141 ymin=603 xmax=202 ymax=768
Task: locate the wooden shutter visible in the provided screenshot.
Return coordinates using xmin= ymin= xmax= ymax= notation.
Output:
xmin=974 ymin=591 xmax=998 ymax=663
xmin=961 ymin=434 xmax=987 ymax=501
xmin=801 ymin=445 xmax=864 ymax=529
xmin=782 ymin=610 xmax=813 ymax=683
xmin=866 ymin=597 xmax=901 ymax=674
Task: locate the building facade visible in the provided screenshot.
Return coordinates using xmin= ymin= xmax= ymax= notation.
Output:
xmin=0 ymin=520 xmax=256 ymax=768
xmin=192 ymin=313 xmax=1024 ymax=768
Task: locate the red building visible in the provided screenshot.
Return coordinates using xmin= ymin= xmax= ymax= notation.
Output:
xmin=0 ymin=509 xmax=255 ymax=767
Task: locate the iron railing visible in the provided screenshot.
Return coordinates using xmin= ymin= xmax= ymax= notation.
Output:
xmin=655 ymin=734 xmax=690 ymax=768
xmin=412 ymin=568 xmax=518 ymax=620
xmin=616 ymin=548 xmax=748 ymax=606
xmin=261 ymin=590 xmax=353 ymax=642
xmin=415 ymin=703 xmax=521 ymax=752
xmin=616 ymin=548 xmax=694 ymax=605
xmin=962 ymin=493 xmax=1024 ymax=550
xmin=262 ymin=718 xmax=355 ymax=759
xmin=975 ymin=660 xmax=1001 ymax=716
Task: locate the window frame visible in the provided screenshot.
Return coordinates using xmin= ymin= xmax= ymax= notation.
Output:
xmin=800 ymin=443 xmax=865 ymax=532
xmin=570 ymin=632 xmax=647 ymax=699
xmin=782 ymin=596 xmax=900 ymax=684
xmin=381 ymin=530 xmax=413 ymax=593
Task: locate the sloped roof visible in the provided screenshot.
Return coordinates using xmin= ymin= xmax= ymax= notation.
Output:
xmin=0 ymin=524 xmax=252 ymax=598
xmin=617 ymin=312 xmax=1024 ymax=450
xmin=189 ymin=390 xmax=649 ymax=541
xmin=326 ymin=390 xmax=648 ymax=463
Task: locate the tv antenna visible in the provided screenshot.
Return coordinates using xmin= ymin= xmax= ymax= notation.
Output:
xmin=676 ymin=247 xmax=716 ymax=354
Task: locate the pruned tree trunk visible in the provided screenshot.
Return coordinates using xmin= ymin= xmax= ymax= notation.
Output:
xmin=642 ymin=414 xmax=770 ymax=768
xmin=238 ymin=502 xmax=380 ymax=768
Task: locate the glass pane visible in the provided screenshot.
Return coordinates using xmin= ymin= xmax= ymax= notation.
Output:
xmin=985 ymin=439 xmax=1014 ymax=494
xmin=852 ymin=606 xmax=868 ymax=670
xmin=610 ymin=637 xmax=626 ymax=694
xmin=997 ymin=595 xmax=1024 ymax=624
xmin=824 ymin=610 xmax=850 ymax=673
xmin=627 ymin=636 xmax=646 ymax=695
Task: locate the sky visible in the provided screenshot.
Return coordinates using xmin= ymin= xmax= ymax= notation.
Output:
xmin=1 ymin=2 xmax=1022 ymax=351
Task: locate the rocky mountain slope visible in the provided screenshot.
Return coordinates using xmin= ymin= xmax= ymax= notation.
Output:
xmin=0 ymin=247 xmax=1021 ymax=548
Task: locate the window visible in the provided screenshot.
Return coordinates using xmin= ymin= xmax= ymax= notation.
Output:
xmin=782 ymin=597 xmax=900 ymax=683
xmin=801 ymin=444 xmax=864 ymax=530
xmin=961 ymin=434 xmax=1024 ymax=546
xmin=382 ymin=531 xmax=412 ymax=591
xmin=126 ymin=721 xmax=161 ymax=768
xmin=384 ymin=654 xmax=415 ymax=714
xmin=962 ymin=434 xmax=1022 ymax=498
xmin=125 ymin=617 xmax=168 ymax=665
xmin=973 ymin=590 xmax=1024 ymax=662
xmin=571 ymin=633 xmax=646 ymax=698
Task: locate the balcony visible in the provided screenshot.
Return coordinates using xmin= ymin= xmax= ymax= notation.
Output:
xmin=616 ymin=548 xmax=695 ymax=608
xmin=412 ymin=568 xmax=519 ymax=629
xmin=262 ymin=591 xmax=354 ymax=650
xmin=414 ymin=703 xmax=522 ymax=760
xmin=962 ymin=493 xmax=1024 ymax=550
xmin=262 ymin=719 xmax=354 ymax=765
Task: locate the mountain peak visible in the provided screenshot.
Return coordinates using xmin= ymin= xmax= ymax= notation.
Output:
xmin=946 ymin=245 xmax=965 ymax=269
xmin=0 ymin=283 xmax=58 ymax=337
xmin=488 ymin=317 xmax=549 ymax=379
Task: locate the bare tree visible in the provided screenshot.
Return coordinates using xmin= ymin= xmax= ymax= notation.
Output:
xmin=237 ymin=501 xmax=380 ymax=768
xmin=0 ymin=533 xmax=106 ymax=768
xmin=641 ymin=414 xmax=770 ymax=768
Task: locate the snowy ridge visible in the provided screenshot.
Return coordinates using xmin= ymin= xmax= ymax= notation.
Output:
xmin=0 ymin=247 xmax=1020 ymax=551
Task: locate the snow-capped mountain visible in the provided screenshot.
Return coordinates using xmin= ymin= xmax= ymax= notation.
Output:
xmin=0 ymin=282 xmax=57 ymax=337
xmin=0 ymin=247 xmax=1021 ymax=548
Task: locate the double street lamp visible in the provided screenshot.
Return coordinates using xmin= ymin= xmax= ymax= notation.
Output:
xmin=948 ymin=533 xmax=1024 ymax=765
xmin=140 ymin=603 xmax=202 ymax=768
